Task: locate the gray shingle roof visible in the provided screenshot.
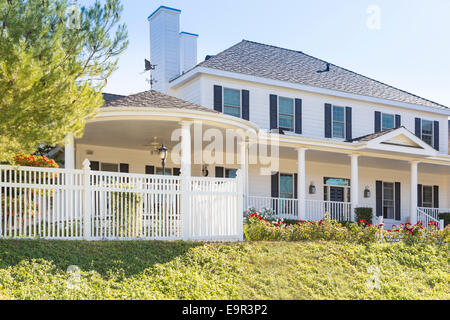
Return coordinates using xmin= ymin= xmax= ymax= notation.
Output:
xmin=347 ymin=127 xmax=401 ymax=142
xmin=198 ymin=40 xmax=447 ymax=110
xmin=101 ymin=90 xmax=218 ymax=113
xmin=102 ymin=93 xmax=126 ymax=102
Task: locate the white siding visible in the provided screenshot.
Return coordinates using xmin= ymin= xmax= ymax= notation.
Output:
xmin=175 ymin=74 xmax=449 ymax=155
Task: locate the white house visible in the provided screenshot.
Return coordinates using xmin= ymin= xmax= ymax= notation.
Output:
xmin=66 ymin=6 xmax=450 ymax=227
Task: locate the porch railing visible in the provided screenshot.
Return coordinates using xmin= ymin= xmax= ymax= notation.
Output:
xmin=247 ymin=196 xmax=353 ymax=222
xmin=417 ymin=207 xmax=447 ymax=229
xmin=305 ymin=200 xmax=352 ymax=222
xmin=247 ymin=196 xmax=299 ymax=219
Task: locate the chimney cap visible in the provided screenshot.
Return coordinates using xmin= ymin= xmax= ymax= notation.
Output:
xmin=148 ymin=6 xmax=181 ymax=20
xmin=180 ymin=31 xmax=199 ymax=37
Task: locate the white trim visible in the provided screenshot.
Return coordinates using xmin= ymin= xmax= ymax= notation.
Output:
xmin=170 ymin=67 xmax=450 ymax=116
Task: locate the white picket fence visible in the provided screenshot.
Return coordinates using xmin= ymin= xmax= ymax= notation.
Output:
xmin=417 ymin=208 xmax=446 ymax=229
xmin=0 ymin=162 xmax=243 ymax=241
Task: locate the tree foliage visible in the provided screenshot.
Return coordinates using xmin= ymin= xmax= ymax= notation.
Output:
xmin=0 ymin=0 xmax=128 ymax=163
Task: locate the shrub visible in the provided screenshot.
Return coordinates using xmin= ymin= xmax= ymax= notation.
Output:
xmin=110 ymin=190 xmax=143 ymax=238
xmin=13 ymin=154 xmax=59 ymax=168
xmin=438 ymin=212 xmax=450 ymax=227
xmin=245 ymin=211 xmax=448 ymax=245
xmin=355 ymin=207 xmax=373 ymax=225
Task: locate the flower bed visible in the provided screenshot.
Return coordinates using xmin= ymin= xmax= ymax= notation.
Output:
xmin=244 ymin=211 xmax=449 ymax=245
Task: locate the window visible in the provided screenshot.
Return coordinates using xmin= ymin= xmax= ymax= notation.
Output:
xmin=156 ymin=167 xmax=172 ymax=175
xmin=332 ymin=106 xmax=345 ymax=138
xmin=223 ymin=88 xmax=241 ymax=118
xmin=225 ymin=169 xmax=237 ymax=178
xmin=381 ymin=113 xmax=395 ymax=131
xmin=279 ymin=174 xmax=294 ymax=199
xmin=421 ymin=120 xmax=433 ymax=146
xmin=422 ymin=186 xmax=433 ymax=208
xmin=278 ymin=97 xmax=294 ymax=131
xmin=323 ymin=177 xmax=351 ymax=202
xmin=383 ymin=182 xmax=395 ymax=219
xmin=101 ymin=163 xmax=118 ymax=172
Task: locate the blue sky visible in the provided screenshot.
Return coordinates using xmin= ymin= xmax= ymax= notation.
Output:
xmin=91 ymin=0 xmax=450 ymax=107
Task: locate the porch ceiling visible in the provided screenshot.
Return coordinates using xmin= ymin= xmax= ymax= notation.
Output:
xmin=76 ymin=119 xmax=244 ymax=152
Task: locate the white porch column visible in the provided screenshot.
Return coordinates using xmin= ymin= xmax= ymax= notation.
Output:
xmin=410 ymin=161 xmax=419 ymax=224
xmin=350 ymin=154 xmax=360 ymax=221
xmin=297 ymin=148 xmax=307 ymax=220
xmin=180 ymin=121 xmax=192 ymax=177
xmin=239 ymin=141 xmax=249 ymax=209
xmin=64 ymin=133 xmax=75 ymax=169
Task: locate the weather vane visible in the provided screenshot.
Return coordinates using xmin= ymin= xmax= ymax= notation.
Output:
xmin=143 ymin=59 xmax=157 ymax=90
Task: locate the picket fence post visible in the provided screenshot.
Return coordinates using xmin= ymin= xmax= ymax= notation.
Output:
xmin=181 ymin=173 xmax=191 ymax=241
xmin=82 ymin=159 xmax=92 ymax=240
xmin=236 ymin=170 xmax=244 ymax=241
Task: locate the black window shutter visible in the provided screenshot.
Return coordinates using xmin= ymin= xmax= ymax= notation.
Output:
xmin=433 ymin=186 xmax=439 ymax=208
xmin=295 ymin=99 xmax=302 ymax=134
xmin=417 ymin=184 xmax=423 ymax=207
xmin=433 ymin=121 xmax=439 ymax=151
xmin=376 ymin=181 xmax=383 ymax=217
xmin=270 ymin=95 xmax=278 ymax=130
xmin=395 ymin=114 xmax=401 ymax=128
xmin=324 ymin=103 xmax=332 ymax=138
xmin=293 ymin=173 xmax=298 ymax=216
xmin=242 ymin=90 xmax=250 ymax=121
xmin=90 ymin=161 xmax=100 ymax=171
xmin=293 ymin=174 xmax=298 ymax=199
xmin=271 ymin=172 xmax=279 ymax=214
xmin=395 ymin=182 xmax=401 ymax=221
xmin=345 ymin=107 xmax=352 ymax=140
xmin=173 ymin=168 xmax=181 ymax=176
xmin=374 ymin=111 xmax=381 ymax=133
xmin=145 ymin=165 xmax=155 ymax=175
xmin=213 ymin=85 xmax=222 ymax=112
xmin=415 ymin=118 xmax=422 ymax=138
xmin=120 ymin=163 xmax=129 ymax=173
xmin=215 ymin=166 xmax=224 ymax=178
xmin=271 ymin=172 xmax=279 ymax=198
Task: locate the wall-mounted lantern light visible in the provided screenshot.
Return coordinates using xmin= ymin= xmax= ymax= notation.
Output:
xmin=202 ymin=165 xmax=209 ymax=177
xmin=309 ymin=182 xmax=316 ymax=194
xmin=364 ymin=186 xmax=371 ymax=198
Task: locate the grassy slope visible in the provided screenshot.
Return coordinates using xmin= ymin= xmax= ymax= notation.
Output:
xmin=0 ymin=240 xmax=448 ymax=300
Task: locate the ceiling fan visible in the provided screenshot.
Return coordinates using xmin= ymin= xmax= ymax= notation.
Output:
xmin=144 ymin=136 xmax=162 ymax=155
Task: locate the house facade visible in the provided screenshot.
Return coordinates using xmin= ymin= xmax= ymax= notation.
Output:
xmin=67 ymin=6 xmax=450 ymax=227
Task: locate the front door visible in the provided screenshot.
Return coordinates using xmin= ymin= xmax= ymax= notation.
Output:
xmin=329 ymin=187 xmax=345 ymax=202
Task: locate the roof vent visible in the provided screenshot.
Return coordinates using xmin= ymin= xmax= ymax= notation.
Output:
xmin=205 ymin=55 xmax=215 ymax=61
xmin=317 ymin=63 xmax=330 ymax=73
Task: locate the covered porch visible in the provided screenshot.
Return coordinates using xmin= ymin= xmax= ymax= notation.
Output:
xmin=64 ymin=103 xmax=450 ymax=228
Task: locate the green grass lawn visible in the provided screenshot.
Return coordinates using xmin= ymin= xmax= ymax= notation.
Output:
xmin=0 ymin=239 xmax=448 ymax=300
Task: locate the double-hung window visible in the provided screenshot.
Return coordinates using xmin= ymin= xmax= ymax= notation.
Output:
xmin=101 ymin=163 xmax=119 ymax=172
xmin=223 ymin=88 xmax=241 ymax=118
xmin=332 ymin=106 xmax=345 ymax=138
xmin=225 ymin=169 xmax=237 ymax=178
xmin=279 ymin=174 xmax=294 ymax=199
xmin=381 ymin=113 xmax=395 ymax=131
xmin=422 ymin=186 xmax=433 ymax=208
xmin=278 ymin=97 xmax=294 ymax=131
xmin=383 ymin=182 xmax=395 ymax=219
xmin=421 ymin=120 xmax=433 ymax=146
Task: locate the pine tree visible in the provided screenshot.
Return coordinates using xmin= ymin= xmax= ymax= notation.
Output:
xmin=0 ymin=0 xmax=128 ymax=162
